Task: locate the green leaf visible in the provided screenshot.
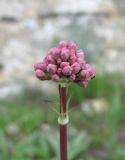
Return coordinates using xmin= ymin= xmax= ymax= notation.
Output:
xmin=47 ymin=132 xmax=59 ymax=159
xmin=67 ymin=94 xmax=72 ymax=112
xmin=38 ymin=133 xmax=50 ymax=159
xmin=0 ymin=130 xmax=10 ymax=160
xmin=69 ymin=132 xmax=89 ymax=160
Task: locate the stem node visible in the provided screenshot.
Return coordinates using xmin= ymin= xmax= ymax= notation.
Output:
xmin=58 ymin=115 xmax=69 ymax=125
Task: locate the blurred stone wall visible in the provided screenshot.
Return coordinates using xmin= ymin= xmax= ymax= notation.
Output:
xmin=0 ymin=0 xmax=125 ymax=98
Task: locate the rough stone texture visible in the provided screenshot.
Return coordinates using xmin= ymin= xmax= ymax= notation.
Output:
xmin=0 ymin=0 xmax=125 ymax=97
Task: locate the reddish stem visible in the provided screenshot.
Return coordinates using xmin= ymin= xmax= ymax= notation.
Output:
xmin=59 ymin=124 xmax=67 ymax=160
xmin=59 ymin=85 xmax=68 ymax=160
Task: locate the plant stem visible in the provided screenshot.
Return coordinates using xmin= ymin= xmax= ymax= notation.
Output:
xmin=59 ymin=84 xmax=68 ymax=160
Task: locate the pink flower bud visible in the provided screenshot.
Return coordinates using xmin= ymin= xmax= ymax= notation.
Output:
xmin=62 ymin=66 xmax=72 ymax=75
xmin=85 ymin=64 xmax=96 ymax=79
xmin=35 ymin=69 xmax=45 ymax=79
xmin=47 ymin=64 xmax=57 ymax=74
xmin=68 ymin=41 xmax=77 ymax=50
xmin=51 ymin=74 xmax=59 ymax=81
xmin=84 ymin=64 xmax=91 ymax=69
xmin=69 ymin=50 xmax=76 ymax=56
xmin=79 ymin=70 xmax=89 ymax=79
xmin=61 ymin=48 xmax=69 ymax=61
xmin=71 ymin=62 xmax=81 ymax=74
xmin=57 ymin=58 xmax=62 ymax=64
xmin=60 ymin=62 xmax=70 ymax=69
xmin=34 ymin=62 xmax=47 ymax=71
xmin=59 ymin=40 xmax=68 ymax=48
xmin=78 ymin=80 xmax=88 ymax=88
xmin=69 ymin=74 xmax=76 ymax=80
xmin=77 ymin=58 xmax=85 ymax=67
xmin=45 ymin=55 xmax=55 ymax=64
xmin=88 ymin=68 xmax=96 ymax=79
xmin=57 ymin=68 xmax=62 ymax=75
xmin=69 ymin=54 xmax=77 ymax=64
xmin=76 ymin=50 xmax=85 ymax=58
xmin=49 ymin=47 xmax=61 ymax=59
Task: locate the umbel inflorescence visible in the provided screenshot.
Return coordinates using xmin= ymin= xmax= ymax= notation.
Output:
xmin=34 ymin=40 xmax=96 ymax=87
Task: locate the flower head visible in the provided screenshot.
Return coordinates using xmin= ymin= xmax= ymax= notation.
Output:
xmin=34 ymin=40 xmax=96 ymax=87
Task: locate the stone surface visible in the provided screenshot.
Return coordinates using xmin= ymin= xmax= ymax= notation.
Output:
xmin=81 ymin=99 xmax=108 ymax=114
xmin=0 ymin=0 xmax=125 ymax=98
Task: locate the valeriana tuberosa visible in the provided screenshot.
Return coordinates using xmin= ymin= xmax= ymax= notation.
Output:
xmin=34 ymin=40 xmax=96 ymax=160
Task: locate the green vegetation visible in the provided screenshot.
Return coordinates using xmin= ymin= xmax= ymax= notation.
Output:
xmin=0 ymin=74 xmax=125 ymax=160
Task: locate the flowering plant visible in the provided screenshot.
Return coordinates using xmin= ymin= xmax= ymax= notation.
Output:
xmin=34 ymin=40 xmax=95 ymax=87
xmin=34 ymin=40 xmax=96 ymax=160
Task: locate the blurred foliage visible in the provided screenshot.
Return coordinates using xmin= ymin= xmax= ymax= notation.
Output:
xmin=68 ymin=73 xmax=125 ymax=104
xmin=0 ymin=73 xmax=125 ymax=159
xmin=0 ymin=128 xmax=89 ymax=160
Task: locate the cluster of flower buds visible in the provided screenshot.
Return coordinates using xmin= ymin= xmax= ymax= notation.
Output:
xmin=34 ymin=40 xmax=96 ymax=87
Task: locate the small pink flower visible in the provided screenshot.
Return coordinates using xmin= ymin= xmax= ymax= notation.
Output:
xmin=57 ymin=68 xmax=62 ymax=75
xmin=84 ymin=64 xmax=91 ymax=70
xmin=34 ymin=63 xmax=39 ymax=70
xmin=57 ymin=58 xmax=62 ymax=64
xmin=71 ymin=62 xmax=81 ymax=74
xmin=60 ymin=62 xmax=70 ymax=69
xmin=48 ymin=47 xmax=61 ymax=58
xmin=78 ymin=80 xmax=88 ymax=88
xmin=79 ymin=70 xmax=89 ymax=79
xmin=69 ymin=54 xmax=77 ymax=64
xmin=68 ymin=41 xmax=77 ymax=50
xmin=62 ymin=66 xmax=72 ymax=76
xmin=77 ymin=58 xmax=85 ymax=67
xmin=61 ymin=48 xmax=69 ymax=61
xmin=89 ymin=68 xmax=96 ymax=79
xmin=59 ymin=40 xmax=68 ymax=48
xmin=51 ymin=74 xmax=59 ymax=81
xmin=45 ymin=55 xmax=55 ymax=64
xmin=69 ymin=74 xmax=76 ymax=80
xmin=35 ymin=69 xmax=45 ymax=79
xmin=34 ymin=62 xmax=46 ymax=71
xmin=70 ymin=50 xmax=76 ymax=55
xmin=47 ymin=64 xmax=57 ymax=74
xmin=85 ymin=64 xmax=96 ymax=79
xmin=76 ymin=50 xmax=85 ymax=58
